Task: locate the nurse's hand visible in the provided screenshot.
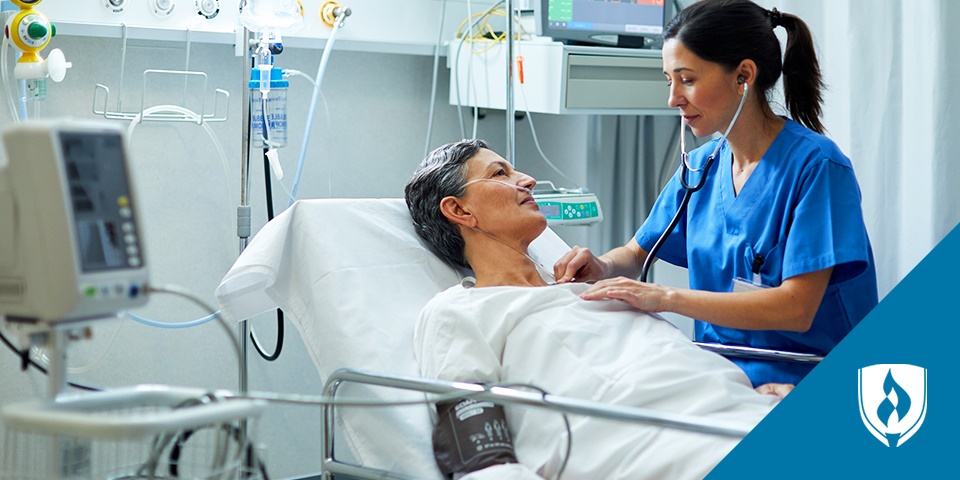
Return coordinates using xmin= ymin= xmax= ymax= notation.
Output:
xmin=554 ymin=246 xmax=610 ymax=284
xmin=755 ymin=383 xmax=794 ymax=399
xmin=578 ymin=276 xmax=670 ymax=312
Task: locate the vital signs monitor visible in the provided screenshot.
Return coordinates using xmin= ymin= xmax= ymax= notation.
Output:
xmin=0 ymin=121 xmax=148 ymax=325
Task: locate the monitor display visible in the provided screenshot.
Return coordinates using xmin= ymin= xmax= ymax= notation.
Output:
xmin=60 ymin=131 xmax=142 ymax=273
xmin=536 ymin=0 xmax=668 ymax=48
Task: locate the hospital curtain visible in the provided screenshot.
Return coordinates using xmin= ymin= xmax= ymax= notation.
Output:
xmin=762 ymin=0 xmax=960 ymax=296
xmin=585 ymin=115 xmax=680 ymax=261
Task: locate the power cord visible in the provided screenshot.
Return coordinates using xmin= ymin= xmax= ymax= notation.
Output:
xmin=0 ymin=327 xmax=101 ymax=392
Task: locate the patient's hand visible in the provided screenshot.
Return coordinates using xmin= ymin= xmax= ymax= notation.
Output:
xmin=755 ymin=383 xmax=794 ymax=399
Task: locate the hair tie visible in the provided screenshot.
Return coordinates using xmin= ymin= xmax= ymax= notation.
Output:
xmin=768 ymin=8 xmax=783 ymax=28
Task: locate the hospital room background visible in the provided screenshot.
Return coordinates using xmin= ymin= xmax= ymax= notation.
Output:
xmin=1 ymin=0 xmax=958 ymax=478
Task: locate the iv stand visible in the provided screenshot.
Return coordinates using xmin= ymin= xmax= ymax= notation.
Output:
xmin=239 ymin=27 xmax=253 ymax=399
xmin=505 ymin=0 xmax=516 ymax=165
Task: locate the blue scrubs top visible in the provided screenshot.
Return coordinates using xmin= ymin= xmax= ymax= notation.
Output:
xmin=636 ymin=119 xmax=878 ymax=387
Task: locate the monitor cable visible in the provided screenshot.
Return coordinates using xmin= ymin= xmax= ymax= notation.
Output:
xmin=0 ymin=328 xmax=101 ymax=392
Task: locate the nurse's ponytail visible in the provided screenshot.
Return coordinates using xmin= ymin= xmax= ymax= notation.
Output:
xmin=664 ymin=0 xmax=826 ymax=134
xmin=776 ymin=9 xmax=825 ymax=134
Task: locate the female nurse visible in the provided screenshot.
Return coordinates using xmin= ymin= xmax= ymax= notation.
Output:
xmin=553 ymin=0 xmax=878 ymax=387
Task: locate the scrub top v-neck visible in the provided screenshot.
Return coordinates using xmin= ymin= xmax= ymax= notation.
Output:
xmin=636 ymin=118 xmax=878 ymax=386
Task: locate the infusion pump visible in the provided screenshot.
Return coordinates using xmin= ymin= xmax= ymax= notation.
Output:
xmin=0 ymin=121 xmax=148 ymax=325
xmin=534 ymin=191 xmax=603 ymax=226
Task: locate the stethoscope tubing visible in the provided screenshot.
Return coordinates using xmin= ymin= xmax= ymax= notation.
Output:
xmin=640 ymin=83 xmax=750 ymax=283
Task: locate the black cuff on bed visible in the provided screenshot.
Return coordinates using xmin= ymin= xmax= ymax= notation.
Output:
xmin=432 ymin=397 xmax=518 ymax=477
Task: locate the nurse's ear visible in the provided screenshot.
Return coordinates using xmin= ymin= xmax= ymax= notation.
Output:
xmin=440 ymin=196 xmax=478 ymax=229
xmin=735 ymin=59 xmax=758 ymax=94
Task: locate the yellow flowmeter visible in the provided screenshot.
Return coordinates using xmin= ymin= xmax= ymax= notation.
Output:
xmin=3 ymin=0 xmax=70 ymax=81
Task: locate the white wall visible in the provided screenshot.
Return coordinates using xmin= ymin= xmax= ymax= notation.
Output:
xmin=0 ymin=28 xmax=594 ymax=478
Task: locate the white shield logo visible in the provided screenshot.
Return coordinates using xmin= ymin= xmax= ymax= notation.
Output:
xmin=857 ymin=364 xmax=927 ymax=447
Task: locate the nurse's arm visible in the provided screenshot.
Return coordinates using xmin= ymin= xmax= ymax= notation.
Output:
xmin=662 ymin=266 xmax=833 ymax=332
xmin=554 ymin=237 xmax=648 ymax=283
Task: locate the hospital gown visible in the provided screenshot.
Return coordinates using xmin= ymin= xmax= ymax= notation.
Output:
xmin=414 ymin=283 xmax=778 ymax=480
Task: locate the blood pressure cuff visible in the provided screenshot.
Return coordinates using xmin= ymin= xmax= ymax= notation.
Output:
xmin=432 ymin=397 xmax=519 ymax=477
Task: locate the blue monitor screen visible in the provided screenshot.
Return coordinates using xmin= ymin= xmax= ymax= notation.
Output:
xmin=538 ymin=0 xmax=667 ymax=48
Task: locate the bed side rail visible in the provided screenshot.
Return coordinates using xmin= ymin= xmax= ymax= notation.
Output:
xmin=694 ymin=342 xmax=824 ymax=364
xmin=320 ymin=368 xmax=753 ymax=480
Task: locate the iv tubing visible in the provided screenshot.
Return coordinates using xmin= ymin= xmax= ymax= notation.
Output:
xmin=127 ymin=311 xmax=218 ymax=329
xmin=122 ymin=105 xmax=234 ymax=330
xmin=126 ymin=104 xmax=233 ymax=205
xmin=288 ymin=11 xmax=346 ymax=207
xmin=423 ymin=0 xmax=447 ymax=157
xmin=1 ymin=34 xmax=21 ymax=123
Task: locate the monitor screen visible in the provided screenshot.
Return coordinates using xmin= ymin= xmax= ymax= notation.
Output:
xmin=536 ymin=0 xmax=667 ymax=48
xmin=60 ymin=131 xmax=142 ymax=273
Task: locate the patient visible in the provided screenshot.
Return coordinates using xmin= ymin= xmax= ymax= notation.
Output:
xmin=405 ymin=140 xmax=784 ymax=480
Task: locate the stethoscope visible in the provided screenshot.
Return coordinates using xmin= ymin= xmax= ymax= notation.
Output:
xmin=639 ymin=81 xmax=750 ymax=283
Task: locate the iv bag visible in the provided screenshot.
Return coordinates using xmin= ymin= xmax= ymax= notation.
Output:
xmin=240 ymin=0 xmax=304 ymax=34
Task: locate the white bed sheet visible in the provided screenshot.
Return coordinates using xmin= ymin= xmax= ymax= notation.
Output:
xmin=215 ymin=198 xmax=570 ymax=478
xmin=417 ymin=283 xmax=777 ymax=479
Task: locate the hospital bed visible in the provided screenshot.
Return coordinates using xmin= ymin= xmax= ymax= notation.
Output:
xmin=215 ymin=198 xmax=819 ymax=479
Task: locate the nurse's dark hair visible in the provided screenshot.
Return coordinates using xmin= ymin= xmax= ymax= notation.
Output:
xmin=665 ymin=0 xmax=825 ymax=134
xmin=405 ymin=139 xmax=489 ymax=269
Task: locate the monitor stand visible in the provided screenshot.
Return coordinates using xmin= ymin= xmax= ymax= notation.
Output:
xmin=616 ymin=35 xmax=649 ymax=49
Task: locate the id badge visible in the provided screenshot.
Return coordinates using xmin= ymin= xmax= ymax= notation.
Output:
xmin=733 ymin=276 xmax=769 ymax=293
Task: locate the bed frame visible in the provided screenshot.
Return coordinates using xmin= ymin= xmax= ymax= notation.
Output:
xmin=320 ymin=368 xmax=749 ymax=480
xmin=318 ymin=345 xmax=821 ymax=480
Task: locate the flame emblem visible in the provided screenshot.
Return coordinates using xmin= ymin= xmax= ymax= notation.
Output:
xmin=858 ymin=364 xmax=927 ymax=447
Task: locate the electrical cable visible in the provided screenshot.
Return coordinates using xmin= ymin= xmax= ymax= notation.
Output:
xmin=0 ymin=328 xmax=101 ymax=392
xmin=518 ymin=83 xmax=581 ymax=189
xmin=168 ymin=423 xmax=270 ymax=480
xmin=423 ymin=0 xmax=448 ymax=157
xmin=31 ymin=319 xmax=125 ymax=375
xmin=453 ymin=2 xmax=506 ymax=140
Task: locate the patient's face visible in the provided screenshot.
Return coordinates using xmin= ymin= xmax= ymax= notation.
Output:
xmin=461 ymin=149 xmax=546 ymax=241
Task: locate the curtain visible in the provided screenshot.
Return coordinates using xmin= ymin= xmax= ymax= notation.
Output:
xmin=586 ymin=115 xmax=680 ymax=257
xmin=764 ymin=0 xmax=960 ymax=296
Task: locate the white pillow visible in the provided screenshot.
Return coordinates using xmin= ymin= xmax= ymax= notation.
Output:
xmin=216 ymin=198 xmax=570 ymax=478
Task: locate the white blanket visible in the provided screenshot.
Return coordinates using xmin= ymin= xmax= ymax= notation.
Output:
xmin=415 ymin=284 xmax=778 ymax=480
xmin=216 ymin=198 xmax=571 ymax=479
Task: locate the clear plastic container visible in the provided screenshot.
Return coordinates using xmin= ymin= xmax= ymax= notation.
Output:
xmin=250 ymin=67 xmax=288 ymax=148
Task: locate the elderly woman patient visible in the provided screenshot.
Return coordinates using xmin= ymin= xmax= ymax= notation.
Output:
xmin=405 ymin=139 xmax=786 ymax=480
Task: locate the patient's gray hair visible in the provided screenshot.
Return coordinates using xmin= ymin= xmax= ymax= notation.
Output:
xmin=405 ymin=139 xmax=490 ymax=269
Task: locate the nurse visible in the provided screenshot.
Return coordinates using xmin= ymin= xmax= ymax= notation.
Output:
xmin=553 ymin=0 xmax=878 ymax=387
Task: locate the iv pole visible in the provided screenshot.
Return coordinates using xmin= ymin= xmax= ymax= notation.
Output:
xmin=239 ymin=26 xmax=253 ymax=399
xmin=505 ymin=0 xmax=516 ymax=165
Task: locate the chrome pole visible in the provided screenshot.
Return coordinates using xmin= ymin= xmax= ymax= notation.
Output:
xmin=505 ymin=0 xmax=515 ymax=165
xmin=239 ymin=27 xmax=252 ymax=397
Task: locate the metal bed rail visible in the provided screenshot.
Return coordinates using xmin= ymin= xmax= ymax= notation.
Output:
xmin=694 ymin=342 xmax=824 ymax=364
xmin=320 ymin=368 xmax=754 ymax=480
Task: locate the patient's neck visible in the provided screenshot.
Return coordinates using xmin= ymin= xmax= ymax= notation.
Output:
xmin=465 ymin=239 xmax=548 ymax=288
